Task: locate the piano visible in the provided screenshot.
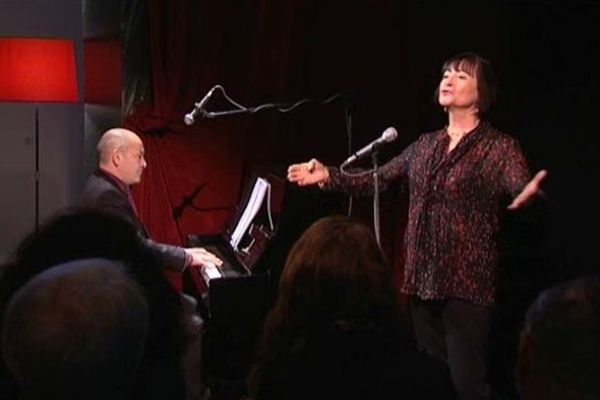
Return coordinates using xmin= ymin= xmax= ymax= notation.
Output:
xmin=183 ymin=168 xmax=347 ymax=393
xmin=183 ymin=171 xmax=284 ymax=388
xmin=184 ymin=171 xmax=285 ymax=303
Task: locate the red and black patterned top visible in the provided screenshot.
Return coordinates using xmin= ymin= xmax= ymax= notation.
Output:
xmin=325 ymin=122 xmax=531 ymax=306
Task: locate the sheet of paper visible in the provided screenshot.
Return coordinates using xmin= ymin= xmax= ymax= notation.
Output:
xmin=229 ymin=177 xmax=270 ymax=251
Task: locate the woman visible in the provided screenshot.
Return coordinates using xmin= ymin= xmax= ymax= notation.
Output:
xmin=287 ymin=52 xmax=546 ymax=400
xmin=247 ymin=216 xmax=456 ymax=400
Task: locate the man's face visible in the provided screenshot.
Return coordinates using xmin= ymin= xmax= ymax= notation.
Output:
xmin=118 ymin=139 xmax=147 ymax=185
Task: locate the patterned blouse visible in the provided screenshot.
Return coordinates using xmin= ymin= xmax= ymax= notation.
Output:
xmin=325 ymin=121 xmax=531 ymax=306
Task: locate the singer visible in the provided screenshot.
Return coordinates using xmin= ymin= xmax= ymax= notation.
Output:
xmin=288 ymin=52 xmax=547 ymax=400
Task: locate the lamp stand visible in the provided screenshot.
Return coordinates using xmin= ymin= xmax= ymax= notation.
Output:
xmin=35 ymin=106 xmax=39 ymax=232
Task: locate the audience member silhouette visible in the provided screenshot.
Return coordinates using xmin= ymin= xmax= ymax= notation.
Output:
xmin=2 ymin=258 xmax=148 ymax=400
xmin=247 ymin=215 xmax=457 ymax=400
xmin=0 ymin=209 xmax=187 ymax=400
xmin=516 ymin=275 xmax=600 ymax=400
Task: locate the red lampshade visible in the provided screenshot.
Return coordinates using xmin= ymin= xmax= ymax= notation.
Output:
xmin=0 ymin=38 xmax=79 ymax=102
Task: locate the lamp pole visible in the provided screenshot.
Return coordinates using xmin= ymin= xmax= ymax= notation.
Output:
xmin=34 ymin=106 xmax=40 ymax=231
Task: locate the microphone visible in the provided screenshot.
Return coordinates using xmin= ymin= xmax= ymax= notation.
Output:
xmin=184 ymin=86 xmax=216 ymax=125
xmin=341 ymin=127 xmax=398 ymax=167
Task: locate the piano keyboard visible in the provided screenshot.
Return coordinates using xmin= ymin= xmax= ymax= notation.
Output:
xmin=202 ymin=262 xmax=222 ymax=281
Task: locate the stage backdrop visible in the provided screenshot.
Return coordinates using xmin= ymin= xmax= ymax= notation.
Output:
xmin=120 ymin=0 xmax=600 ymax=299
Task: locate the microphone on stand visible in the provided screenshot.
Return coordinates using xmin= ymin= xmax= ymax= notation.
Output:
xmin=184 ymin=86 xmax=217 ymax=125
xmin=341 ymin=127 xmax=398 ymax=168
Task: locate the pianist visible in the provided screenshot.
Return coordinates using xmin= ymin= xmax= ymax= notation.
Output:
xmin=80 ymin=127 xmax=222 ymax=400
xmin=81 ymin=127 xmax=222 ymax=272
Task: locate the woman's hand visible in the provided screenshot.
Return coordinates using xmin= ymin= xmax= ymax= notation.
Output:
xmin=508 ymin=170 xmax=548 ymax=210
xmin=287 ymin=158 xmax=330 ymax=186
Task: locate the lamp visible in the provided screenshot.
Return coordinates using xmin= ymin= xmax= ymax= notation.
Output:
xmin=0 ymin=37 xmax=79 ymax=230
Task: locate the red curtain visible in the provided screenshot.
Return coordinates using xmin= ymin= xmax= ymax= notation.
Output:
xmin=126 ymin=0 xmax=354 ymax=241
xmin=124 ymin=0 xmax=409 ymax=293
xmin=84 ymin=38 xmax=122 ymax=105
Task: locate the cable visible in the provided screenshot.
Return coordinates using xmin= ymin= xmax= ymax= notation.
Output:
xmin=206 ymin=84 xmax=343 ymax=115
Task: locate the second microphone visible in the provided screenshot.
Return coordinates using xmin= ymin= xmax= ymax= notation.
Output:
xmin=341 ymin=127 xmax=398 ymax=168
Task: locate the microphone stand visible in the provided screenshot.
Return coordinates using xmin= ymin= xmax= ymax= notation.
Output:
xmin=372 ymin=150 xmax=381 ymax=249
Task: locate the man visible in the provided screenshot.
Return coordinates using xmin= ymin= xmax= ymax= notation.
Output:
xmin=516 ymin=276 xmax=600 ymax=400
xmin=1 ymin=258 xmax=149 ymax=400
xmin=81 ymin=127 xmax=218 ymax=399
xmin=81 ymin=127 xmax=221 ymax=272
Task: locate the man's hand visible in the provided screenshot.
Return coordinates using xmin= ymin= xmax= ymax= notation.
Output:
xmin=184 ymin=247 xmax=223 ymax=268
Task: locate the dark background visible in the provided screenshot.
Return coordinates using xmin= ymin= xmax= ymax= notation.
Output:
xmin=124 ymin=0 xmax=599 ymax=279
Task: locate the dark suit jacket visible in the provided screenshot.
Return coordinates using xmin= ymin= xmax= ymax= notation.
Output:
xmin=80 ymin=170 xmax=187 ymax=272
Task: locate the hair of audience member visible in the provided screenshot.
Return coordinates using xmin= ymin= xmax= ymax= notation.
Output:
xmin=0 ymin=208 xmax=180 ymax=318
xmin=1 ymin=258 xmax=148 ymax=400
xmin=0 ymin=209 xmax=184 ymax=398
xmin=277 ymin=215 xmax=394 ymax=327
xmin=516 ymin=275 xmax=600 ymax=400
xmin=248 ymin=215 xmax=398 ymax=395
xmin=1 ymin=208 xmax=140 ymax=300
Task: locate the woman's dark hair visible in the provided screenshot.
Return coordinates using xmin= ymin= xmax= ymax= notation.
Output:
xmin=273 ymin=215 xmax=392 ymax=328
xmin=435 ymin=51 xmax=497 ymax=114
xmin=248 ymin=215 xmax=399 ymax=396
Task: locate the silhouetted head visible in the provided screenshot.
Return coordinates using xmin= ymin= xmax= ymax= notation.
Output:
xmin=2 ymin=258 xmax=148 ymax=400
xmin=248 ymin=216 xmax=402 ymax=398
xmin=0 ymin=209 xmax=183 ymax=400
xmin=516 ymin=275 xmax=600 ymax=400
xmin=275 ymin=215 xmax=392 ymax=328
xmin=0 ymin=209 xmax=162 ymax=304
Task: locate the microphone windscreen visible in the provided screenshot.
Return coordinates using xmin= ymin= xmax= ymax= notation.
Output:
xmin=184 ymin=114 xmax=195 ymax=125
xmin=382 ymin=127 xmax=398 ymax=142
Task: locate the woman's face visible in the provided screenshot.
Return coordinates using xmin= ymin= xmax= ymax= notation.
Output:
xmin=438 ymin=67 xmax=479 ymax=112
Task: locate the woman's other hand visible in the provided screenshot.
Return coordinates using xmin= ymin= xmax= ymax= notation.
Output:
xmin=508 ymin=170 xmax=548 ymax=210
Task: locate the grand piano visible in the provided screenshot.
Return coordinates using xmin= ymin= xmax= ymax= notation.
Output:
xmin=183 ymin=171 xmax=284 ymax=389
xmin=185 ymin=171 xmax=284 ymax=306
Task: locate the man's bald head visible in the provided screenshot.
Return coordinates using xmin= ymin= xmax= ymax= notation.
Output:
xmin=97 ymin=128 xmax=141 ymax=164
xmin=97 ymin=128 xmax=147 ymax=185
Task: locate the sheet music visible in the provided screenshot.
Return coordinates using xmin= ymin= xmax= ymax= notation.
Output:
xmin=229 ymin=177 xmax=270 ymax=251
